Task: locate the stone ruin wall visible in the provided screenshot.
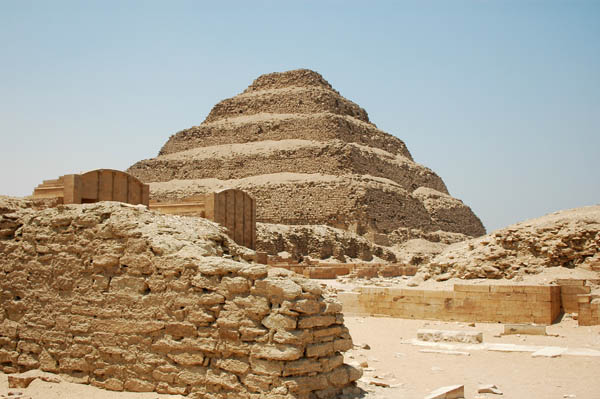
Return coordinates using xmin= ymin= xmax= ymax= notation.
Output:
xmin=0 ymin=200 xmax=361 ymax=398
xmin=255 ymin=223 xmax=397 ymax=263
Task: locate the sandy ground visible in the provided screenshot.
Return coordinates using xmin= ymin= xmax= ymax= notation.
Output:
xmin=346 ymin=316 xmax=600 ymax=399
xmin=0 ymin=374 xmax=183 ymax=399
xmin=1 ymin=315 xmax=599 ymax=399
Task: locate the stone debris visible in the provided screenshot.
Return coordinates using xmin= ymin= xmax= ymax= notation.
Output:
xmin=424 ymin=384 xmax=465 ymax=399
xmin=7 ymin=369 xmax=62 ymax=388
xmin=478 ymin=384 xmax=503 ymax=395
xmin=367 ymin=379 xmax=390 ymax=388
xmin=531 ymin=346 xmax=568 ymax=358
xmin=0 ymin=393 xmax=32 ymax=399
xmin=425 ymin=205 xmax=600 ymax=280
xmin=503 ymin=324 xmax=547 ymax=336
xmin=419 ymin=349 xmax=470 ymax=356
xmin=404 ymin=339 xmax=600 ymax=357
xmin=417 ymin=329 xmax=483 ymax=344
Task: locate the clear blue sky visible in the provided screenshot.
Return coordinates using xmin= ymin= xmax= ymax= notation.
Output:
xmin=1 ymin=1 xmax=598 ymax=232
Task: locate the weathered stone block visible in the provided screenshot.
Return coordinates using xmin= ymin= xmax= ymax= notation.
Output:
xmin=298 ymin=315 xmax=336 ymax=329
xmin=251 ymin=343 xmax=303 ymax=361
xmin=262 ymin=313 xmax=297 ymax=330
xmin=306 ymin=342 xmax=334 ymax=358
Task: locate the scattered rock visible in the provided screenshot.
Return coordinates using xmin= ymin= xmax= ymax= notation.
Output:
xmin=425 ymin=384 xmax=465 ymax=399
xmin=368 ymin=379 xmax=390 ymax=388
xmin=532 ymin=347 xmax=567 ymax=358
xmin=478 ymin=384 xmax=503 ymax=395
xmin=7 ymin=370 xmax=62 ymax=388
xmin=419 ymin=349 xmax=470 ymax=356
xmin=417 ymin=329 xmax=483 ymax=344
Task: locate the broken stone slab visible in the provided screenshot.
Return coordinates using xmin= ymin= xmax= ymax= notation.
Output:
xmin=425 ymin=384 xmax=465 ymax=399
xmin=564 ymin=348 xmax=600 ymax=357
xmin=503 ymin=324 xmax=547 ymax=336
xmin=419 ymin=349 xmax=470 ymax=356
xmin=7 ymin=369 xmax=62 ymax=388
xmin=531 ymin=346 xmax=567 ymax=358
xmin=486 ymin=343 xmax=539 ymax=353
xmin=417 ymin=328 xmax=483 ymax=344
xmin=478 ymin=384 xmax=503 ymax=395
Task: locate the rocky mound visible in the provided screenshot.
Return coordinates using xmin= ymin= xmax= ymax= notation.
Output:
xmin=127 ymin=68 xmax=485 ymax=249
xmin=0 ymin=197 xmax=362 ymax=398
xmin=423 ymin=205 xmax=600 ymax=280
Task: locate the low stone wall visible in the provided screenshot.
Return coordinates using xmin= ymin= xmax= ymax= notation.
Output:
xmin=339 ymin=284 xmax=561 ymax=325
xmin=578 ymin=300 xmax=600 ymax=326
xmin=266 ymin=256 xmax=417 ymax=280
xmin=0 ymin=200 xmax=361 ymax=398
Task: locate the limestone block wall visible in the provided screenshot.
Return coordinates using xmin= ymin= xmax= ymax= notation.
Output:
xmin=339 ymin=285 xmax=562 ymax=325
xmin=265 ymin=256 xmax=417 ymax=280
xmin=556 ymin=279 xmax=592 ymax=313
xmin=150 ymin=189 xmax=257 ymax=250
xmin=32 ymin=169 xmax=149 ymax=206
xmin=578 ymin=300 xmax=600 ymax=326
xmin=0 ymin=200 xmax=360 ymax=398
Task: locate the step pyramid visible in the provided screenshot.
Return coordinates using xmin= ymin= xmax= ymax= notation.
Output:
xmin=128 ymin=69 xmax=485 ymax=241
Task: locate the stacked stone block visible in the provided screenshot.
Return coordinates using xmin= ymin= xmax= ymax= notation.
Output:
xmin=0 ymin=199 xmax=360 ymax=398
xmin=339 ymin=284 xmax=561 ymax=325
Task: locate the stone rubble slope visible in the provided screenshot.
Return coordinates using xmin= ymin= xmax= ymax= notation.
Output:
xmin=256 ymin=223 xmax=397 ymax=263
xmin=127 ymin=68 xmax=485 ymax=255
xmin=423 ymin=205 xmax=600 ymax=280
xmin=0 ymin=197 xmax=362 ymax=399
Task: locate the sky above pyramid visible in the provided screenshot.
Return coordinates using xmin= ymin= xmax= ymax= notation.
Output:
xmin=0 ymin=1 xmax=598 ymax=232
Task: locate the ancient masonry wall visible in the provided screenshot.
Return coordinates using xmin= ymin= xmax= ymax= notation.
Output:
xmin=129 ymin=142 xmax=446 ymax=193
xmin=338 ymin=285 xmax=562 ymax=325
xmin=263 ymin=256 xmax=417 ymax=280
xmin=150 ymin=189 xmax=257 ymax=250
xmin=0 ymin=203 xmax=360 ymax=399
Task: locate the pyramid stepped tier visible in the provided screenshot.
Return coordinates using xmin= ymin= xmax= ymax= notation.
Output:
xmin=148 ymin=173 xmax=485 ymax=237
xmin=158 ymin=112 xmax=411 ymax=158
xmin=128 ymin=68 xmax=486 ymax=245
xmin=205 ymin=86 xmax=371 ymax=123
xmin=243 ymin=68 xmax=340 ymax=93
xmin=128 ymin=139 xmax=448 ymax=193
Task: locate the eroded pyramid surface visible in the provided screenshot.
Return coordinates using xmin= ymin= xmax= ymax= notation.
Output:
xmin=128 ymin=69 xmax=485 ymax=241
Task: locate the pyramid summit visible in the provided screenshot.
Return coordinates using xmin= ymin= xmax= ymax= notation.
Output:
xmin=128 ymin=69 xmax=485 ymax=251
